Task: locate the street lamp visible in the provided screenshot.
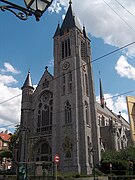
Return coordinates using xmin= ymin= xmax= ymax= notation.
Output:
xmin=0 ymin=0 xmax=53 ymax=21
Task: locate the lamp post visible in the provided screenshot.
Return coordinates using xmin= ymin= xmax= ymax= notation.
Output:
xmin=0 ymin=0 xmax=53 ymax=21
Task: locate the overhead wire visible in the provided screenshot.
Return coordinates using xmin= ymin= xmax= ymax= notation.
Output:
xmin=113 ymin=0 xmax=135 ymax=19
xmin=1 ymin=7 xmax=135 ymax=127
xmin=102 ymin=0 xmax=135 ymax=33
xmin=0 ymin=1 xmax=134 ymax=133
xmin=23 ymin=86 xmax=133 ymax=139
xmin=0 ymin=94 xmax=21 ymax=105
xmin=0 ymin=41 xmax=135 ymax=106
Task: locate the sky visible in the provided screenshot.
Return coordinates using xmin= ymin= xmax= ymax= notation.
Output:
xmin=0 ymin=0 xmax=135 ymax=133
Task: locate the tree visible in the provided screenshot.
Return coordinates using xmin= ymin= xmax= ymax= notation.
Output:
xmin=9 ymin=125 xmax=20 ymax=152
xmin=0 ymin=150 xmax=12 ymax=159
xmin=101 ymin=146 xmax=135 ymax=175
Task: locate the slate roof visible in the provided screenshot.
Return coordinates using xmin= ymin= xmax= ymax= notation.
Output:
xmin=54 ymin=2 xmax=82 ymax=37
xmin=22 ymin=70 xmax=33 ymax=89
xmin=96 ymin=102 xmax=130 ymax=128
xmin=96 ymin=102 xmax=116 ymax=119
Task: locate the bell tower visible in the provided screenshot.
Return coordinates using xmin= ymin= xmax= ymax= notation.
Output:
xmin=52 ymin=1 xmax=100 ymax=174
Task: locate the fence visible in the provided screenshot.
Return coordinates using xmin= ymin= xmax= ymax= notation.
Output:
xmin=16 ymin=161 xmax=55 ymax=180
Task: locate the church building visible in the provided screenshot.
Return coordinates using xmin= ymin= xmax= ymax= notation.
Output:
xmin=18 ymin=1 xmax=130 ymax=175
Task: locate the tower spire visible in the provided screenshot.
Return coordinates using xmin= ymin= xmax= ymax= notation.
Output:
xmin=69 ymin=0 xmax=72 ymax=5
xmin=22 ymin=70 xmax=33 ymax=89
xmin=83 ymin=25 xmax=87 ymax=38
xmin=99 ymin=72 xmax=105 ymax=108
xmin=60 ymin=0 xmax=81 ymax=34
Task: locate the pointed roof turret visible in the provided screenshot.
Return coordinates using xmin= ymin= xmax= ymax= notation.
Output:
xmin=22 ymin=70 xmax=34 ymax=89
xmin=54 ymin=22 xmax=60 ymax=38
xmin=60 ymin=1 xmax=81 ymax=35
xmin=83 ymin=26 xmax=87 ymax=38
xmin=99 ymin=75 xmax=105 ymax=108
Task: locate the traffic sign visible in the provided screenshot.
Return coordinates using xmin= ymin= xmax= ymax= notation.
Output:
xmin=54 ymin=154 xmax=60 ymax=164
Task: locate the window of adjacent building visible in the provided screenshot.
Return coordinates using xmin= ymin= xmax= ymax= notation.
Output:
xmin=81 ymin=41 xmax=86 ymax=61
xmin=61 ymin=38 xmax=71 ymax=59
xmin=65 ymin=101 xmax=72 ymax=124
xmin=3 ymin=142 xmax=7 ymax=147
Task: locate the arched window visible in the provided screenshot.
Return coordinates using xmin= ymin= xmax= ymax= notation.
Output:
xmin=41 ymin=143 xmax=51 ymax=154
xmin=61 ymin=38 xmax=71 ymax=59
xmin=85 ymin=74 xmax=88 ymax=96
xmin=36 ymin=142 xmax=52 ymax=162
xmin=62 ymin=74 xmax=66 ymax=95
xmin=65 ymin=101 xmax=72 ymax=124
xmin=62 ymin=137 xmax=72 ymax=159
xmin=63 ymin=74 xmax=65 ymax=83
xmin=81 ymin=41 xmax=86 ymax=61
xmin=68 ymin=72 xmax=72 ymax=93
xmin=37 ymin=91 xmax=53 ymax=133
xmin=85 ymin=101 xmax=89 ymax=125
xmin=42 ymin=105 xmax=49 ymax=126
xmin=63 ymin=85 xmax=65 ymax=95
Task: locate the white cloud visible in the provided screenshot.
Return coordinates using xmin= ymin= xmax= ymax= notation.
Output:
xmin=48 ymin=0 xmax=62 ymax=13
xmin=49 ymin=0 xmax=135 ymax=57
xmin=115 ymin=55 xmax=135 ymax=80
xmin=47 ymin=59 xmax=54 ymax=68
xmin=1 ymin=62 xmax=20 ymax=74
xmin=97 ymin=93 xmax=128 ymax=121
xmin=0 ymin=63 xmax=21 ymax=132
xmin=0 ymin=74 xmax=18 ymax=85
xmin=0 ymin=83 xmax=21 ymax=132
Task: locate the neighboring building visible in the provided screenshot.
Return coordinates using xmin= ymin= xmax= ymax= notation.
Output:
xmin=0 ymin=131 xmax=10 ymax=151
xmin=0 ymin=130 xmax=11 ymax=170
xmin=126 ymin=96 xmax=135 ymax=145
xmin=18 ymin=1 xmax=131 ymax=175
xmin=96 ymin=78 xmax=131 ymax=155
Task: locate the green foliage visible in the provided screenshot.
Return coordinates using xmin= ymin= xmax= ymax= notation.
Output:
xmin=0 ymin=150 xmax=12 ymax=159
xmin=101 ymin=146 xmax=135 ymax=174
xmin=9 ymin=125 xmax=20 ymax=152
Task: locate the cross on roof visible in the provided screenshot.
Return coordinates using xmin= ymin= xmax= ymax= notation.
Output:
xmin=45 ymin=66 xmax=48 ymax=71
